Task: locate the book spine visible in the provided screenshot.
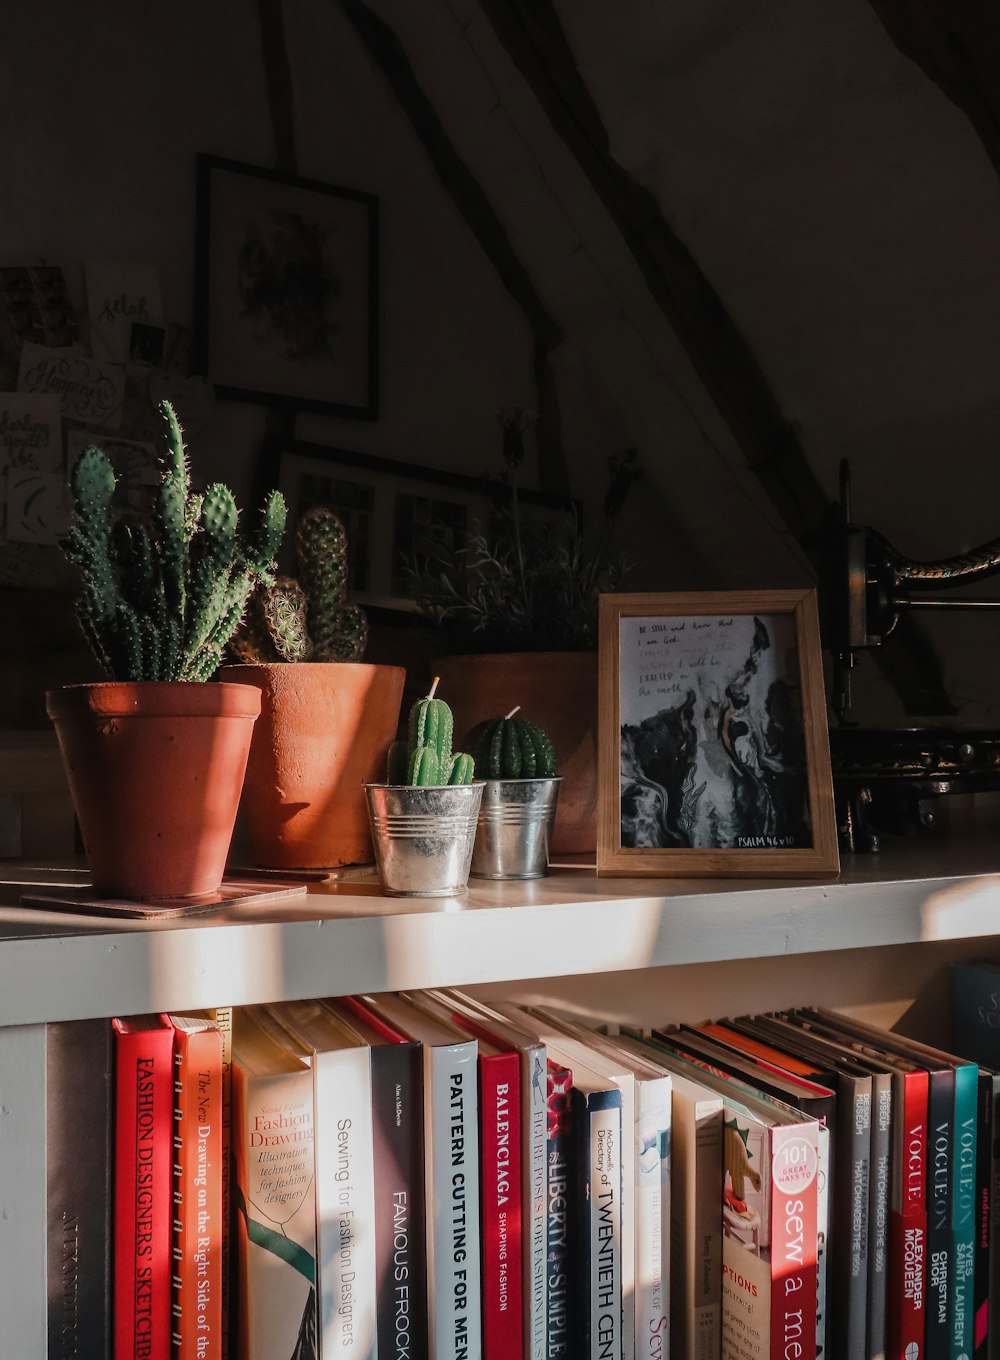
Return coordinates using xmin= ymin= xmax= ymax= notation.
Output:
xmin=589 ymin=1092 xmax=624 ymax=1360
xmin=951 ymin=1064 xmax=979 ymax=1360
xmin=427 ymin=1042 xmax=481 ymax=1360
xmin=836 ymin=1076 xmax=871 ymax=1360
xmin=372 ymin=1041 xmax=428 ymax=1360
xmin=171 ymin=1024 xmax=223 ymax=1360
xmin=205 ymin=1005 xmax=232 ymax=1360
xmin=633 ymin=1076 xmax=671 ymax=1360
xmin=480 ymin=1051 xmax=523 ymax=1360
xmin=868 ymin=1072 xmax=892 ymax=1360
xmin=888 ymin=1070 xmax=928 ymax=1360
xmin=768 ymin=1122 xmax=820 ymax=1360
xmin=313 ymin=1046 xmax=377 ymax=1358
xmin=691 ymin=1102 xmax=723 ymax=1360
xmin=546 ymin=1061 xmax=573 ymax=1360
xmin=988 ymin=1074 xmax=1000 ymax=1360
xmin=232 ymin=1063 xmax=317 ymax=1360
xmin=46 ymin=1019 xmax=113 ymax=1360
xmin=523 ymin=1044 xmax=547 ymax=1360
xmin=971 ymin=1072 xmax=995 ymax=1360
xmin=113 ymin=1020 xmax=174 ymax=1360
xmin=925 ymin=1072 xmax=954 ymax=1360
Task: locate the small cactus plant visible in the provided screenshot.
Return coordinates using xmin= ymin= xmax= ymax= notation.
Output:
xmin=229 ymin=504 xmax=368 ymax=664
xmin=386 ymin=679 xmax=476 ymax=786
xmin=466 ymin=707 xmax=558 ymax=779
xmin=62 ymin=400 xmax=286 ymax=682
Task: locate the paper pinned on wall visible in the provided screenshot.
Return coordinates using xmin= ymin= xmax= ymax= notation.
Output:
xmin=0 ymin=393 xmax=63 ymax=545
xmin=17 ymin=342 xmax=124 ymax=428
xmin=86 ymin=262 xmax=162 ymax=365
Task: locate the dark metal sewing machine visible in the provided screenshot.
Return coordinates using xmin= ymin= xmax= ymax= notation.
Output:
xmin=824 ymin=460 xmax=1000 ymax=850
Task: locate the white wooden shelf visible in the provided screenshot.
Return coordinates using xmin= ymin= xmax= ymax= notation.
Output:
xmin=1 ymin=830 xmax=1000 ymax=1028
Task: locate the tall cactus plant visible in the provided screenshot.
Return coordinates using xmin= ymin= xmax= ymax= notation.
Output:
xmin=63 ymin=399 xmax=286 ymax=682
xmin=230 ymin=504 xmax=368 ymax=664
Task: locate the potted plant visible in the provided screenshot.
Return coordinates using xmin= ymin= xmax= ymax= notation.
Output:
xmin=405 ymin=411 xmax=641 ymax=855
xmin=226 ymin=505 xmax=405 ymax=870
xmin=464 ymin=707 xmax=561 ymax=880
xmin=365 ymin=680 xmax=482 ymax=896
xmin=47 ymin=400 xmax=285 ymax=900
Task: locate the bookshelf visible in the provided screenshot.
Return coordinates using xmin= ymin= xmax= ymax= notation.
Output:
xmin=4 ymin=831 xmax=1000 ymax=1350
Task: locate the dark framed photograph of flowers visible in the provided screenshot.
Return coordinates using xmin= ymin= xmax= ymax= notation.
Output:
xmin=194 ymin=154 xmax=378 ymax=419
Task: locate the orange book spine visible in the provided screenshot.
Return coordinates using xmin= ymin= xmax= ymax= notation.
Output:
xmin=170 ymin=1018 xmax=224 ymax=1360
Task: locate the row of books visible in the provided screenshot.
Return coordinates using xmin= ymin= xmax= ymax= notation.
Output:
xmin=46 ymin=963 xmax=1000 ymax=1360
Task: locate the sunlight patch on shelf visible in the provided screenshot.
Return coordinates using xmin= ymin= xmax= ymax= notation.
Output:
xmin=920 ymin=876 xmax=1000 ymax=941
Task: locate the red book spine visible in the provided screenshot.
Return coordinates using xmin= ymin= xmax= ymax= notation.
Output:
xmin=113 ymin=1016 xmax=175 ymax=1360
xmin=480 ymin=1050 xmax=523 ymax=1360
xmin=888 ymin=1069 xmax=929 ymax=1360
xmin=170 ymin=1019 xmax=223 ymax=1360
xmin=768 ymin=1123 xmax=819 ymax=1360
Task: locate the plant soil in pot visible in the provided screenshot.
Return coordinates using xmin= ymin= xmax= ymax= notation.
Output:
xmin=47 ymin=682 xmax=261 ymax=900
xmin=231 ymin=662 xmax=405 ymax=869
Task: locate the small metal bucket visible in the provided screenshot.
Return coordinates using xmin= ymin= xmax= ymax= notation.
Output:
xmin=365 ymin=782 xmax=484 ymax=896
xmin=471 ymin=777 xmax=562 ymax=880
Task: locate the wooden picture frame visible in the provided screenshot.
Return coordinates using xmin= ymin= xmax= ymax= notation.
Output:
xmin=597 ymin=589 xmax=839 ymax=877
xmin=267 ymin=437 xmax=576 ymax=617
xmin=193 ymin=154 xmax=378 ymax=419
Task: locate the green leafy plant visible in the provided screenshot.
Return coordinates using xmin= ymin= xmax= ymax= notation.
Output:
xmin=229 ymin=504 xmax=368 ymax=664
xmin=386 ymin=679 xmax=475 ymax=785
xmin=63 ymin=399 xmax=286 ymax=682
xmin=403 ymin=411 xmax=641 ymax=653
xmin=465 ymin=706 xmax=557 ymax=779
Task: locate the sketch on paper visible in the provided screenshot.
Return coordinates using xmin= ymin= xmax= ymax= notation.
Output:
xmin=618 ymin=612 xmax=810 ymax=850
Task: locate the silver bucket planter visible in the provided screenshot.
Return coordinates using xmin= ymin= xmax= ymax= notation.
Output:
xmin=471 ymin=777 xmax=561 ymax=880
xmin=365 ymin=782 xmax=485 ymax=897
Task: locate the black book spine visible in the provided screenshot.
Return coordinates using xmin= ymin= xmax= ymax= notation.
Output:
xmin=570 ymin=1087 xmax=593 ymax=1359
xmin=867 ymin=1071 xmax=892 ymax=1360
xmin=924 ymin=1069 xmax=955 ymax=1360
xmin=372 ymin=1041 xmax=428 ymax=1360
xmin=971 ymin=1071 xmax=996 ymax=1360
xmin=46 ymin=1019 xmax=112 ymax=1360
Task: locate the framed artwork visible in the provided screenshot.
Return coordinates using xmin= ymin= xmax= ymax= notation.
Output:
xmin=271 ymin=438 xmax=573 ymax=616
xmin=597 ymin=589 xmax=839 ymax=878
xmin=194 ymin=154 xmax=378 ymax=419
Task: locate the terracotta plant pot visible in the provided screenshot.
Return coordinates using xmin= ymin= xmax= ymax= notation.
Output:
xmin=46 ymin=681 xmax=261 ymax=900
xmin=435 ymin=651 xmax=598 ymax=856
xmin=229 ymin=662 xmax=406 ymax=870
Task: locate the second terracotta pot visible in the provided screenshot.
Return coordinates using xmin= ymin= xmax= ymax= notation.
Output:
xmin=230 ymin=662 xmax=406 ymax=870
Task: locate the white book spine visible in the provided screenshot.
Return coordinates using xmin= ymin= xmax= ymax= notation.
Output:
xmin=313 ymin=1047 xmax=377 ymax=1359
xmin=634 ymin=1075 xmax=672 ymax=1360
xmin=591 ymin=1099 xmax=623 ymax=1360
xmin=524 ymin=1044 xmax=547 ymax=1360
xmin=427 ymin=1042 xmax=481 ymax=1360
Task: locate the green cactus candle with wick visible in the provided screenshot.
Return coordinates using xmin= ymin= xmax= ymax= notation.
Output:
xmin=63 ymin=400 xmax=286 ymax=681
xmin=466 ymin=706 xmax=558 ymax=780
xmin=386 ymin=677 xmax=476 ymax=786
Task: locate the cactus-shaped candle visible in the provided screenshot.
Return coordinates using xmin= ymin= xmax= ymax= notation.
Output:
xmin=386 ymin=678 xmax=476 ymax=786
xmin=466 ymin=706 xmax=558 ymax=780
xmin=230 ymin=504 xmax=368 ymax=663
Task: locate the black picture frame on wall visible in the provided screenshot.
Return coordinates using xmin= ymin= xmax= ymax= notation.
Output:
xmin=265 ymin=438 xmax=577 ymax=617
xmin=193 ymin=154 xmax=379 ymax=419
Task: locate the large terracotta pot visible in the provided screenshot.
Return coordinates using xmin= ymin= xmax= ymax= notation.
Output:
xmin=436 ymin=651 xmax=598 ymax=856
xmin=46 ymin=681 xmax=261 ymax=900
xmin=229 ymin=662 xmax=406 ymax=870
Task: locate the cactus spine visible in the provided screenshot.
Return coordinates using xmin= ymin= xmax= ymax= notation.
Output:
xmin=63 ymin=399 xmax=286 ymax=682
xmin=466 ymin=706 xmax=558 ymax=779
xmin=229 ymin=504 xmax=368 ymax=664
xmin=386 ymin=678 xmax=475 ymax=786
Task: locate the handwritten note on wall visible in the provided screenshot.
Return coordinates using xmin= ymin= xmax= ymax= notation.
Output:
xmin=86 ymin=262 xmax=162 ymax=365
xmin=0 ymin=394 xmax=64 ymax=544
xmin=18 ymin=343 xmax=124 ymax=428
